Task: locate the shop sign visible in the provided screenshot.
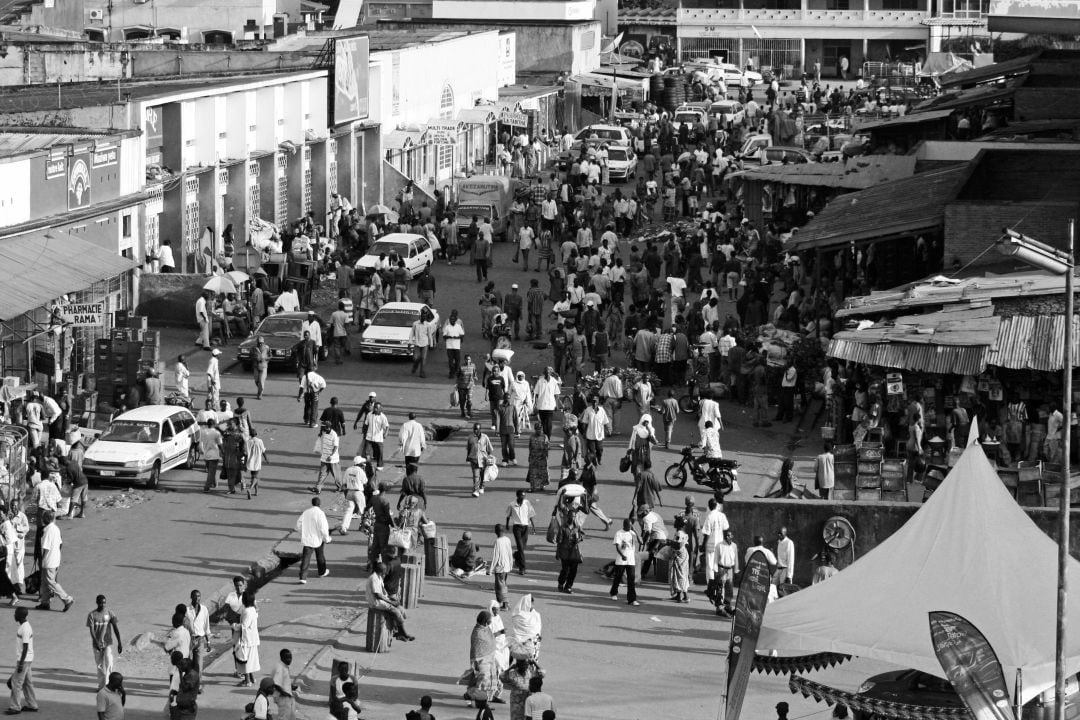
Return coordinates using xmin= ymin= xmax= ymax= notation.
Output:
xmin=58 ymin=302 xmax=105 ymax=326
xmin=145 ymin=106 xmax=163 ymax=147
xmin=497 ymin=34 xmax=516 ymax=88
xmin=68 ymin=151 xmax=92 ymax=210
xmin=93 ymin=143 xmax=118 ymax=168
xmin=426 ymin=123 xmax=457 ymax=145
xmin=886 ymin=372 xmax=904 ymax=396
xmin=45 ymin=156 xmax=66 ymax=179
xmin=499 ymin=110 xmax=528 ymax=127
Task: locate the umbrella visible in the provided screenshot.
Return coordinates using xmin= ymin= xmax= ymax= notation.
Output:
xmin=558 ymin=483 xmax=587 ymax=498
xmin=225 ymin=270 xmax=250 ymax=285
xmin=367 ymin=203 xmax=394 ymax=216
xmin=203 ymin=276 xmax=237 ymax=295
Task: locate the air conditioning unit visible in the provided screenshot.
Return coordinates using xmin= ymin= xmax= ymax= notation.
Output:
xmin=88 ymin=9 xmax=104 ymax=20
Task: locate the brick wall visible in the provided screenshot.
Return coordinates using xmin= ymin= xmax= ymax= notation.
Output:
xmin=725 ymin=496 xmax=1080 ymax=586
xmin=137 ymin=273 xmax=206 ymax=329
xmin=944 ymin=201 xmax=1076 ymax=270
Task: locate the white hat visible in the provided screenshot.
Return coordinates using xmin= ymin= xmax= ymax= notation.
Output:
xmin=586 ymin=300 xmax=595 ymax=307
xmin=369 ymin=391 xmax=377 ymax=397
xmin=211 ymin=348 xmax=221 ymax=356
xmin=511 ymin=284 xmax=518 ymax=289
xmin=353 ymin=455 xmax=365 ymax=465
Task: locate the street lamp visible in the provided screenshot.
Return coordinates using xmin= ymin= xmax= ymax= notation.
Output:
xmin=997 ymin=221 xmax=1076 ymax=720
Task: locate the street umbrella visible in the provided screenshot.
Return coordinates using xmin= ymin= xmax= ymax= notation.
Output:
xmin=367 ymin=203 xmax=394 ymax=216
xmin=225 ymin=270 xmax=250 ymax=285
xmin=203 ymin=276 xmax=237 ymax=295
xmin=557 ymin=483 xmax=587 ymax=498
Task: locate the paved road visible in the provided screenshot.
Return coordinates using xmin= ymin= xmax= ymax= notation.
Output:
xmin=9 ymin=239 xmax=881 ymax=720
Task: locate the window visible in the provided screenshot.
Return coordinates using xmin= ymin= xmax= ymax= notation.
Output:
xmin=826 ymin=0 xmax=850 ymax=8
xmin=202 ymin=30 xmax=233 ymax=44
xmin=881 ymin=0 xmax=918 ymax=8
xmin=162 ymin=421 xmax=175 ymax=441
xmin=85 ymin=28 xmax=105 ymax=41
xmin=437 ymin=84 xmax=454 ymax=172
xmin=122 ymin=214 xmax=132 ymax=238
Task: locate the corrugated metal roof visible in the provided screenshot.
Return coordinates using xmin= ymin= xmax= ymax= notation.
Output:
xmin=827 ymin=338 xmax=989 ymax=375
xmin=939 ymin=52 xmax=1039 ymax=88
xmin=789 ymin=165 xmax=967 ymax=252
xmin=854 ymin=109 xmax=955 ymax=133
xmin=619 ymin=7 xmax=678 ymax=24
xmin=737 ymin=155 xmax=916 ymax=190
xmin=988 ymin=314 xmax=1080 ymax=371
xmin=383 ymin=129 xmax=425 ymax=150
xmin=837 ymin=271 xmax=1070 ymax=318
xmin=912 ymin=82 xmax=1017 ymax=112
xmin=0 ymin=133 xmax=100 ymax=160
xmin=0 ymin=234 xmax=134 ymax=322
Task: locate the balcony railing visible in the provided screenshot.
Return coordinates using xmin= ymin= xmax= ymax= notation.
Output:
xmin=676 ymin=7 xmax=930 ymax=25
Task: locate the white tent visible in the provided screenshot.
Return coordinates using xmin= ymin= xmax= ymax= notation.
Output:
xmin=757 ymin=443 xmax=1080 ymax=704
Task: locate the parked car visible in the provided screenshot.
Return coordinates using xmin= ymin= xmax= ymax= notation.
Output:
xmin=673 ymin=102 xmax=710 ymax=133
xmin=855 ymin=669 xmax=1080 ymax=720
xmin=574 ymin=124 xmax=632 ymax=147
xmin=761 ymin=146 xmax=816 ymax=165
xmin=354 ymin=233 xmax=436 ymax=278
xmin=237 ymin=311 xmax=328 ymax=371
xmin=359 ymin=302 xmax=441 ymax=358
xmin=82 ymin=406 xmax=199 ymax=488
xmin=606 ymin=145 xmax=638 ymax=181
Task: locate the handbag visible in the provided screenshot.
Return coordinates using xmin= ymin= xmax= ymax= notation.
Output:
xmin=24 ymin=562 xmax=40 ymax=596
xmin=234 ymin=642 xmax=250 ymax=663
xmin=545 ymin=514 xmax=560 ymax=544
xmin=388 ymin=525 xmax=413 ymax=551
xmin=619 ymin=451 xmax=633 ymax=473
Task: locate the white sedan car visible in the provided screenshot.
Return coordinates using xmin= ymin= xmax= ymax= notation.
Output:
xmin=354 ymin=233 xmax=436 ymax=279
xmin=606 ymin=145 xmax=638 ymax=181
xmin=359 ymin=302 xmax=441 ymax=358
xmin=82 ymin=406 xmax=199 ymax=488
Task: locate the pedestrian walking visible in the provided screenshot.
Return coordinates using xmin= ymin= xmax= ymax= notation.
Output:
xmin=205 ymin=348 xmax=221 ymax=409
xmin=443 ymin=310 xmax=465 ymax=379
xmin=87 ymin=594 xmax=123 ymax=689
xmin=62 ymin=448 xmax=87 ymax=519
xmin=610 ymin=518 xmax=640 ymax=605
xmin=221 ymin=418 xmax=247 ymax=495
xmin=329 ymin=301 xmax=350 ymax=365
xmin=398 ymin=464 xmax=428 ymax=510
xmin=365 ymin=403 xmax=389 ymax=470
xmin=526 ymin=279 xmax=545 ymax=340
xmin=7 ymin=607 xmax=36 ymax=713
xmin=319 ymin=397 xmax=347 ymax=437
xmin=368 ymin=482 xmax=393 ymax=570
xmin=466 ymin=423 xmax=495 ymax=498
xmin=183 ymin=590 xmax=209 ymax=691
xmin=497 ymin=397 xmax=517 ymax=467
xmin=311 ymin=422 xmax=341 ymax=494
xmin=628 ymin=414 xmax=657 ymax=470
xmin=297 ymin=370 xmax=327 ymax=428
xmin=175 ymin=355 xmax=190 ymax=398
xmin=244 ymin=428 xmax=267 ymax=499
xmin=532 ymin=368 xmax=562 ymax=440
xmin=505 ymin=490 xmax=536 ymax=575
xmin=339 ymin=456 xmax=368 ymax=535
xmin=659 ymin=390 xmax=679 ymax=448
xmin=0 ymin=504 xmax=26 ymax=606
xmin=292 ymin=331 xmax=319 ymax=383
xmin=251 ymin=337 xmax=270 ymax=400
xmin=580 ymin=395 xmax=610 ymax=465
xmin=200 ymin=418 xmax=222 ymax=492
xmin=296 ymin=497 xmax=331 ymax=584
xmin=456 ymin=355 xmax=477 ymax=419
xmin=399 ymin=412 xmax=426 ymax=467
xmin=195 ymin=291 xmax=211 ymax=351
xmin=554 ymin=499 xmax=584 ymax=594
xmin=272 ymin=648 xmax=300 ymax=720
xmin=525 ymin=426 xmax=550 ymax=492
xmin=409 ymin=308 xmax=437 ymax=378
xmin=36 ymin=510 xmax=73 ymax=612
xmin=488 ymin=524 xmax=514 ymax=609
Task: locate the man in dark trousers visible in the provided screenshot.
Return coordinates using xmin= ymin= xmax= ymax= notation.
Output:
xmin=319 ymin=396 xmax=348 ymax=436
xmin=503 ymin=284 xmax=524 ymax=341
xmin=292 ymin=330 xmax=319 ymax=382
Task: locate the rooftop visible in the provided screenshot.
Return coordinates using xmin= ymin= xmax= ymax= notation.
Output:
xmin=269 ymin=27 xmax=481 ymax=54
xmin=0 ymin=71 xmax=321 ymax=112
xmin=733 ymin=154 xmax=916 ymax=190
xmin=0 ymin=128 xmax=137 ymax=159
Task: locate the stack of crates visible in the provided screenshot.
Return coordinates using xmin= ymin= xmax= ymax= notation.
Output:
xmin=855 ymin=442 xmax=884 ymax=500
xmin=92 ymin=316 xmax=159 ymax=417
xmin=880 ymin=459 xmax=908 ymax=501
xmin=832 ymin=444 xmax=857 ymax=500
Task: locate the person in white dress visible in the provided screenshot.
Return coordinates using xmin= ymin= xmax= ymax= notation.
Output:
xmin=174 ymin=355 xmax=190 ymax=398
xmin=233 ymin=590 xmax=260 ymax=687
xmin=697 ymin=393 xmax=723 ymax=446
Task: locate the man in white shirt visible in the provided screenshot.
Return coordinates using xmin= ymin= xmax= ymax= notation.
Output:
xmin=505 ymin=490 xmax=536 ymax=575
xmin=365 ymin=402 xmax=390 ymax=470
xmin=775 ymin=527 xmax=795 ymax=585
xmin=297 ymin=370 xmax=326 ymax=428
xmin=301 ymin=311 xmax=323 ymax=351
xmin=442 ymin=310 xmax=465 ymax=378
xmin=609 ymin=518 xmax=640 ymax=606
xmin=700 ymin=497 xmax=729 ymax=590
xmin=36 ymin=510 xmax=73 ymax=611
xmin=409 ymin=312 xmax=436 ymax=378
xmin=340 ymin=456 xmax=368 ymax=536
xmin=274 ymin=288 xmax=301 ymax=313
xmin=702 ymin=421 xmax=723 ymax=461
xmin=638 ymin=505 xmax=668 ymax=578
xmin=745 ymin=534 xmax=779 ymax=568
xmin=598 ymin=372 xmax=624 ymax=434
xmin=9 ymin=607 xmax=36 ymax=713
xmin=366 ymin=562 xmax=413 ymax=641
xmin=714 ymin=529 xmax=739 ymax=616
xmin=580 ymin=396 xmax=611 ymax=465
xmin=666 ymin=276 xmax=687 ymax=323
xmin=296 ymin=497 xmax=331 ymax=584
xmin=532 ymin=367 xmax=562 ymax=439
xmin=488 ymin=524 xmax=515 ymax=610
xmin=194 ymin=292 xmax=211 ymax=350
xmin=399 ymin=412 xmax=426 ymax=467
xmin=184 ymin=589 xmax=210 ymax=690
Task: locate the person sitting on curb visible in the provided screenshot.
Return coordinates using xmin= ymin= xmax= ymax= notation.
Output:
xmin=450 ymin=531 xmax=487 ymax=579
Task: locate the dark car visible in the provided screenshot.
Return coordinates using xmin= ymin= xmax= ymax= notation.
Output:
xmin=237 ymin=312 xmax=328 ymax=371
xmin=856 ymin=669 xmax=1078 ymax=720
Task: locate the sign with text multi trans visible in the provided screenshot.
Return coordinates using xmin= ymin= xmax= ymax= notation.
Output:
xmin=59 ymin=303 xmax=105 ymax=326
xmin=332 ymin=36 xmax=370 ymax=125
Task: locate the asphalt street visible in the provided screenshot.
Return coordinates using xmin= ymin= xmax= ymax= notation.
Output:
xmin=7 ymin=239 xmax=893 ymax=720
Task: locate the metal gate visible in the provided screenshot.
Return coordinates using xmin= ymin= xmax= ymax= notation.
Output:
xmin=328 ymin=139 xmax=338 ymax=196
xmin=680 ymin=37 xmax=803 ymax=75
xmin=680 ymin=38 xmax=740 ymax=63
xmin=302 ymin=145 xmax=312 ymax=216
xmin=247 ymin=160 xmax=260 ymax=222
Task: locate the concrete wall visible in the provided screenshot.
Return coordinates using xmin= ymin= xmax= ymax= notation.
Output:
xmin=136 ymin=272 xmax=207 ymax=327
xmin=725 ymin=496 xmax=1080 ymax=587
xmin=945 ymin=201 xmax=1076 ymax=270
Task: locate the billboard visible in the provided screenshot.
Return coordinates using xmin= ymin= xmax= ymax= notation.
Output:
xmin=68 ymin=148 xmax=92 ymax=210
xmin=332 ymin=36 xmax=370 ymax=125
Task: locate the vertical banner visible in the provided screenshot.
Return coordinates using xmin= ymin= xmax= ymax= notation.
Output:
xmin=928 ymin=611 xmax=1016 ymax=720
xmin=726 ymin=550 xmax=773 ymax=720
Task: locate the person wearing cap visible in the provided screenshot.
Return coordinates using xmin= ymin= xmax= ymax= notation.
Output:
xmin=365 ymin=402 xmax=390 ymax=471
xmin=311 ymin=421 xmax=341 ymax=494
xmin=339 ymin=456 xmax=368 ymax=535
xmin=205 ymin=348 xmax=221 ymax=408
xmin=293 ymin=330 xmax=319 ymax=384
xmin=352 ymin=392 xmax=377 ymax=455
xmin=637 ymin=504 xmax=668 ymax=578
xmin=503 ymin=284 xmax=523 ymax=341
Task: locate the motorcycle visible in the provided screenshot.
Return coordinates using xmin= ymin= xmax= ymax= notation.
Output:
xmin=664 ymin=447 xmax=739 ymax=499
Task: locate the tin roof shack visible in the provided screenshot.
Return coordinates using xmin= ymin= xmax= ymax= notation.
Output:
xmin=944 ymin=148 xmax=1080 ymax=273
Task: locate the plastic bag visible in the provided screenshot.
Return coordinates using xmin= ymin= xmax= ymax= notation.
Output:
xmin=388 ymin=527 xmax=413 ymax=551
xmin=483 ymin=462 xmax=499 ymax=484
xmin=450 ymin=388 xmax=459 ymax=408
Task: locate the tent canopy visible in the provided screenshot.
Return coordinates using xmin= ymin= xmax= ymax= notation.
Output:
xmin=757 ymin=443 xmax=1080 ymax=704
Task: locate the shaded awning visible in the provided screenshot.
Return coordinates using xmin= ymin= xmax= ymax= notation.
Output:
xmin=854 ymin=108 xmax=954 ymax=133
xmin=0 ymin=233 xmax=134 ymax=322
xmin=456 ymin=107 xmax=497 ymax=125
xmin=987 ymin=313 xmax=1080 ymax=371
xmin=383 ymin=128 xmax=426 ymax=151
xmin=788 ymin=675 xmax=971 ymax=720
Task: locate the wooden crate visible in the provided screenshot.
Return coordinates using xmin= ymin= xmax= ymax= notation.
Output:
xmin=834 ymin=444 xmax=857 ymax=460
xmin=401 ymin=562 xmax=423 ymax=609
xmin=857 ymin=460 xmax=881 ymax=475
xmin=365 ymin=610 xmax=393 ymax=653
xmin=425 ymin=536 xmax=448 ymax=577
xmin=857 ymin=443 xmax=884 ymax=461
